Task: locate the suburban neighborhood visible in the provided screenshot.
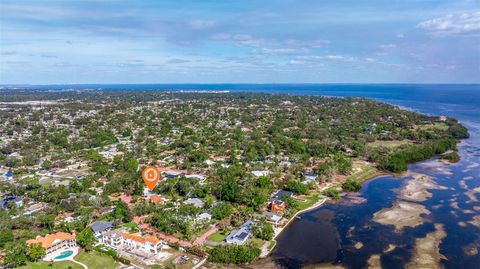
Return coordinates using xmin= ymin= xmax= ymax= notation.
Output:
xmin=0 ymin=90 xmax=467 ymax=268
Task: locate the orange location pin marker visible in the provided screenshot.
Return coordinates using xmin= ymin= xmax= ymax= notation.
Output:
xmin=142 ymin=166 xmax=161 ymax=191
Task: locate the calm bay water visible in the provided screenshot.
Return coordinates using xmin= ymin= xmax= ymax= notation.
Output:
xmin=24 ymin=83 xmax=480 ymax=268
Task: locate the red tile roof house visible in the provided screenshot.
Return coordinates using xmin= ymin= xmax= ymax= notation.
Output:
xmin=101 ymin=229 xmax=163 ymax=255
xmin=26 ymin=232 xmax=78 ymax=261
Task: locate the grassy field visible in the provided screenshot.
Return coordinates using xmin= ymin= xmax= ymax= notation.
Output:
xmin=348 ymin=161 xmax=382 ymax=183
xmin=268 ymin=240 xmax=276 ymax=250
xmin=207 ymin=230 xmax=228 ymax=242
xmin=251 ymin=237 xmax=265 ymax=248
xmin=74 ymin=250 xmax=117 ymax=269
xmin=416 ymin=122 xmax=449 ymax=131
xmin=368 ymin=140 xmax=412 ymax=149
xmin=297 ymin=193 xmax=321 ymax=210
xmin=18 ymin=261 xmax=83 ymax=269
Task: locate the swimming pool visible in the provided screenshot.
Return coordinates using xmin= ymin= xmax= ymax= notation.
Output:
xmin=55 ymin=250 xmax=73 ymax=259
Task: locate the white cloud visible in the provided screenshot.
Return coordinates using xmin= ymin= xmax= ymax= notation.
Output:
xmin=323 ymin=55 xmax=355 ymax=62
xmin=379 ymin=44 xmax=396 ymax=49
xmin=292 ymin=55 xmax=356 ymax=63
xmin=417 ymin=11 xmax=480 ymax=36
xmin=260 ymin=48 xmax=309 ymax=55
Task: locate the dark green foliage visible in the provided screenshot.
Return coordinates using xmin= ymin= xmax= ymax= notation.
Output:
xmin=208 ymin=244 xmax=261 ymax=264
xmin=341 ymin=179 xmax=362 ymax=192
xmin=441 ymin=151 xmax=460 ymax=163
xmin=285 ymin=180 xmax=309 ymax=195
xmin=323 ymin=187 xmax=340 ymax=200
xmin=211 ymin=202 xmax=233 ymax=220
xmin=26 ymin=243 xmax=46 ymax=261
xmin=252 ymin=220 xmax=274 ymax=240
xmin=111 ymin=200 xmax=132 ymax=223
xmin=76 ymin=227 xmax=96 ymax=250
xmin=2 ymin=242 xmax=28 ymax=267
xmin=379 ymin=138 xmax=458 ymax=172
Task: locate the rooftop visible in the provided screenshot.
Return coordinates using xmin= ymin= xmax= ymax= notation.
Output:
xmin=26 ymin=232 xmax=75 ymax=249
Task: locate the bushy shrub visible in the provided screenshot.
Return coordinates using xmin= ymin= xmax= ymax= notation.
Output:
xmin=341 ymin=179 xmax=362 ymax=192
xmin=208 ymin=244 xmax=260 ymax=264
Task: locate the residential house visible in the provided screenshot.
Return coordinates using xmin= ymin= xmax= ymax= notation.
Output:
xmin=195 ymin=212 xmax=212 ymax=224
xmin=26 ymin=232 xmax=76 ymax=257
xmin=184 ymin=198 xmax=205 ymax=208
xmin=162 ymin=170 xmax=185 ymax=179
xmin=251 ymin=170 xmax=270 ymax=177
xmin=269 ymin=190 xmax=292 ymax=214
xmin=264 ymin=212 xmax=282 ymax=225
xmin=90 ymin=221 xmax=114 ymax=239
xmin=102 ymin=229 xmax=163 ymax=254
xmin=270 ymin=199 xmax=286 ymax=214
xmin=270 ymin=190 xmax=293 ymax=202
xmin=302 ymin=172 xmax=317 ymax=185
xmin=24 ymin=202 xmax=47 ymax=215
xmin=102 ymin=229 xmax=124 ymax=249
xmin=225 ymin=220 xmax=255 ymax=245
xmin=122 ymin=233 xmax=163 ymax=254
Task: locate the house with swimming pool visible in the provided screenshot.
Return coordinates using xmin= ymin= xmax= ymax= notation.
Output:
xmin=26 ymin=232 xmax=78 ymax=261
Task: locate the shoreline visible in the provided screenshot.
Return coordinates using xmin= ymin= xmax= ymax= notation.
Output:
xmin=257 ymin=149 xmax=468 ymax=267
xmin=260 ymin=197 xmax=329 ymax=258
xmin=260 ymin=169 xmax=388 ymax=258
xmin=259 ymin=163 xmax=415 ymax=259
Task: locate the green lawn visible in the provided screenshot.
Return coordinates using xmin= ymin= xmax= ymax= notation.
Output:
xmin=297 ymin=193 xmax=320 ymax=210
xmin=416 ymin=122 xmax=449 ymax=131
xmin=18 ymin=261 xmax=83 ymax=269
xmin=251 ymin=237 xmax=265 ymax=248
xmin=121 ymin=221 xmax=138 ymax=231
xmin=207 ymin=230 xmax=228 ymax=242
xmin=74 ymin=250 xmax=117 ymax=269
xmin=347 ymin=163 xmax=381 ymax=183
xmin=368 ymin=140 xmax=411 ymax=149
xmin=268 ymin=240 xmax=276 ymax=251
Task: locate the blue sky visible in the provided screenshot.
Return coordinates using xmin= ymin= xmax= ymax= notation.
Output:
xmin=0 ymin=0 xmax=479 ymax=84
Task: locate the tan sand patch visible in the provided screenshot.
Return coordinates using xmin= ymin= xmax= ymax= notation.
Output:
xmin=465 ymin=187 xmax=480 ymax=203
xmin=373 ymin=201 xmax=430 ymax=230
xmin=450 ymin=201 xmax=460 ymax=210
xmin=385 ymin=244 xmax=396 ymax=253
xmin=367 ymin=254 xmax=382 ymax=269
xmin=462 ymin=244 xmax=479 ymax=256
xmin=400 ymin=173 xmax=447 ymax=202
xmin=468 ymin=215 xmax=480 ymax=228
xmin=406 ymin=224 xmax=447 ymax=269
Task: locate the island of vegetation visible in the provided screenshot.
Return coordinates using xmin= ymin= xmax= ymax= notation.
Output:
xmin=0 ymin=89 xmax=468 ymax=268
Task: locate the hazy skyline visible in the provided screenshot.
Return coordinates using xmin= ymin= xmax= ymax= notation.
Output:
xmin=1 ymin=0 xmax=479 ymax=84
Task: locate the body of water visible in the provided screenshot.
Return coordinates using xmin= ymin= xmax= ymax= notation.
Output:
xmin=18 ymin=83 xmax=480 ymax=268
